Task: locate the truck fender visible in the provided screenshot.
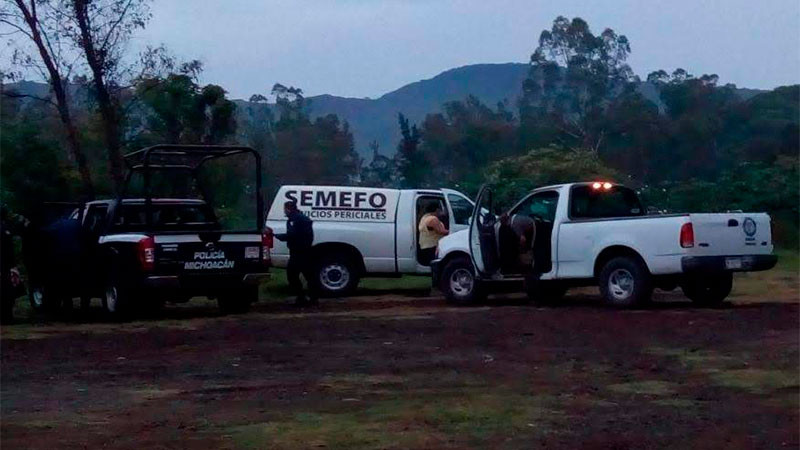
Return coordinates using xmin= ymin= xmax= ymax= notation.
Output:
xmin=593 ymin=244 xmax=651 ymax=278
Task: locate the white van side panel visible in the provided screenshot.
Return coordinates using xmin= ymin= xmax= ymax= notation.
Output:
xmin=267 ymin=186 xmax=401 ymax=273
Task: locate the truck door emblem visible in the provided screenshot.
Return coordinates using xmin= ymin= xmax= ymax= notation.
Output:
xmin=743 ymin=218 xmax=757 ymax=237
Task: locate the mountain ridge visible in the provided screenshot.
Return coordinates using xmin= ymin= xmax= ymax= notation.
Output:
xmin=7 ymin=63 xmax=767 ymax=159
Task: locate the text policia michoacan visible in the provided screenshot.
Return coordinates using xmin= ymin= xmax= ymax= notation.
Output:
xmin=184 ymin=251 xmax=235 ymax=270
xmin=285 ymin=189 xmax=389 ymax=221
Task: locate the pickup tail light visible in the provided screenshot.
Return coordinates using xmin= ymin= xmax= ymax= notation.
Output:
xmin=680 ymin=223 xmax=694 ymax=248
xmin=262 ymin=228 xmax=273 ymax=266
xmin=138 ymin=236 xmax=156 ymax=271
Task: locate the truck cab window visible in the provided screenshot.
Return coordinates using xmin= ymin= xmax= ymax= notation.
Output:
xmin=513 ymin=191 xmax=559 ymax=222
xmin=447 ymin=194 xmax=473 ymax=225
xmin=85 ymin=206 xmax=108 ymax=234
xmin=570 ymin=185 xmax=644 ymax=219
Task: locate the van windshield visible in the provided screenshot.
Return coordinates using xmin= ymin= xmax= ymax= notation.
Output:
xmin=570 ymin=185 xmax=644 ymax=219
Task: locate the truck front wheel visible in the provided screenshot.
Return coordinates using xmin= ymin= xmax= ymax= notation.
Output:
xmin=440 ymin=256 xmax=485 ymax=306
xmin=598 ymin=256 xmax=653 ymax=308
xmin=682 ymin=273 xmax=732 ymax=306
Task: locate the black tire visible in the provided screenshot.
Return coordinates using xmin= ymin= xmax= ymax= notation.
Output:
xmin=439 ymin=256 xmax=485 ymax=306
xmin=28 ymin=284 xmax=62 ymax=315
xmin=315 ymin=253 xmax=360 ymax=298
xmin=103 ymin=271 xmax=133 ymax=320
xmin=682 ymin=273 xmax=733 ymax=306
xmin=598 ymin=256 xmax=653 ymax=308
xmin=218 ymin=285 xmax=257 ymax=315
xmin=525 ymin=273 xmax=567 ymax=306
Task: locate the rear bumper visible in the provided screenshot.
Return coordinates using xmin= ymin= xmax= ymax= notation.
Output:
xmin=681 ymin=255 xmax=778 ymax=274
xmin=143 ymin=272 xmax=270 ymax=289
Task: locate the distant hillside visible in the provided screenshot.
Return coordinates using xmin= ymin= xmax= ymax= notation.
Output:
xmin=279 ymin=63 xmax=764 ymax=158
xmin=7 ymin=63 xmax=766 ymax=159
xmin=302 ymin=63 xmax=530 ymax=158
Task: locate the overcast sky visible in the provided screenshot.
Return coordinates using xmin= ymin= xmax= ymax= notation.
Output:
xmin=138 ymin=0 xmax=800 ymax=100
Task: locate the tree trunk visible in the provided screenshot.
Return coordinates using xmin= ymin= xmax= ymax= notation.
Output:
xmin=53 ymin=84 xmax=95 ymax=199
xmin=72 ymin=0 xmax=125 ymax=193
xmin=14 ymin=0 xmax=94 ymax=198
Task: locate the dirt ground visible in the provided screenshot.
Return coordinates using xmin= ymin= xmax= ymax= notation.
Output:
xmin=2 ymin=279 xmax=799 ymax=449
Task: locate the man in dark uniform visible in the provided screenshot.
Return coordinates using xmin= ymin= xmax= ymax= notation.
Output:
xmin=275 ymin=201 xmax=318 ymax=306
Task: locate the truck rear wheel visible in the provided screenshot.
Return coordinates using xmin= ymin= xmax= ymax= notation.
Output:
xmin=103 ymin=282 xmax=133 ymax=320
xmin=682 ymin=273 xmax=732 ymax=306
xmin=440 ymin=256 xmax=485 ymax=306
xmin=316 ymin=254 xmax=360 ymax=297
xmin=598 ymin=256 xmax=653 ymax=308
xmin=218 ymin=285 xmax=257 ymax=314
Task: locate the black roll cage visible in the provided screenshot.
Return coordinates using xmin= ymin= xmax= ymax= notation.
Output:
xmin=118 ymin=144 xmax=263 ymax=233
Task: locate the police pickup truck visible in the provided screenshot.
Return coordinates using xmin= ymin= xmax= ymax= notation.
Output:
xmin=27 ymin=145 xmax=270 ymax=318
xmin=432 ymin=182 xmax=777 ymax=307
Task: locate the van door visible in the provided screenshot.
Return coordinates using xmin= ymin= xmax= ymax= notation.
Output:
xmin=469 ymin=186 xmax=500 ymax=277
xmin=441 ymin=188 xmax=474 ymax=234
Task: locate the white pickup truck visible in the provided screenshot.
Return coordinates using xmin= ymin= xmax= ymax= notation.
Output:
xmin=432 ymin=182 xmax=777 ymax=307
xmin=266 ymin=185 xmax=474 ymax=296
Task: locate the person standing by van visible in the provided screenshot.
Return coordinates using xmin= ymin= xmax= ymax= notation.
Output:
xmin=418 ymin=203 xmax=449 ymax=265
xmin=275 ymin=201 xmax=318 ymax=306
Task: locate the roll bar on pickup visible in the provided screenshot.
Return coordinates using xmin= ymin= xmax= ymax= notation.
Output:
xmin=121 ymin=144 xmax=263 ymax=232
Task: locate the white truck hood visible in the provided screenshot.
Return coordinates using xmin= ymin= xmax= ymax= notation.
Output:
xmin=437 ymin=228 xmax=469 ymax=257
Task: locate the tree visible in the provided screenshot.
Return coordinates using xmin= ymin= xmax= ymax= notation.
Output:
xmin=267 ymin=84 xmax=360 ymax=186
xmin=134 ymin=73 xmax=237 ymax=145
xmin=486 ymin=146 xmax=620 ymax=208
xmin=418 ymin=96 xmax=516 ymax=186
xmin=519 ymin=16 xmax=637 ymax=153
xmin=1 ymin=0 xmax=94 ymax=197
xmin=0 ymin=93 xmax=80 ymax=218
xmin=360 ymin=140 xmax=398 ymax=187
xmin=395 ymin=113 xmax=425 ymax=188
xmin=646 ymin=68 xmax=739 ymax=180
xmin=66 ymin=0 xmax=153 ymax=192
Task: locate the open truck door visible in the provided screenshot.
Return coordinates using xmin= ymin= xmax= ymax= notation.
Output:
xmin=469 ymin=185 xmax=500 ymax=278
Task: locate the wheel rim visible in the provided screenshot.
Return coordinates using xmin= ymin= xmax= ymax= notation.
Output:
xmin=105 ymin=286 xmax=118 ymax=313
xmin=450 ymin=268 xmax=474 ymax=297
xmin=608 ymin=268 xmax=635 ymax=302
xmin=32 ymin=288 xmax=44 ymax=308
xmin=320 ymin=264 xmax=350 ymax=291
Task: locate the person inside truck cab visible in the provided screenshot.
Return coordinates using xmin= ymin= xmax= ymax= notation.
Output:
xmin=498 ymin=212 xmax=537 ymax=273
xmin=418 ymin=203 xmax=449 ymax=265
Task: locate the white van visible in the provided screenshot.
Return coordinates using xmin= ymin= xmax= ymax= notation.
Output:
xmin=266 ymin=185 xmax=474 ymax=296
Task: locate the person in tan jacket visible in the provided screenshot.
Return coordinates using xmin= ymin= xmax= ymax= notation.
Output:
xmin=418 ymin=203 xmax=448 ymax=265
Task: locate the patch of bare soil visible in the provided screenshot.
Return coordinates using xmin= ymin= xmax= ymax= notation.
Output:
xmin=2 ymin=292 xmax=798 ymax=449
